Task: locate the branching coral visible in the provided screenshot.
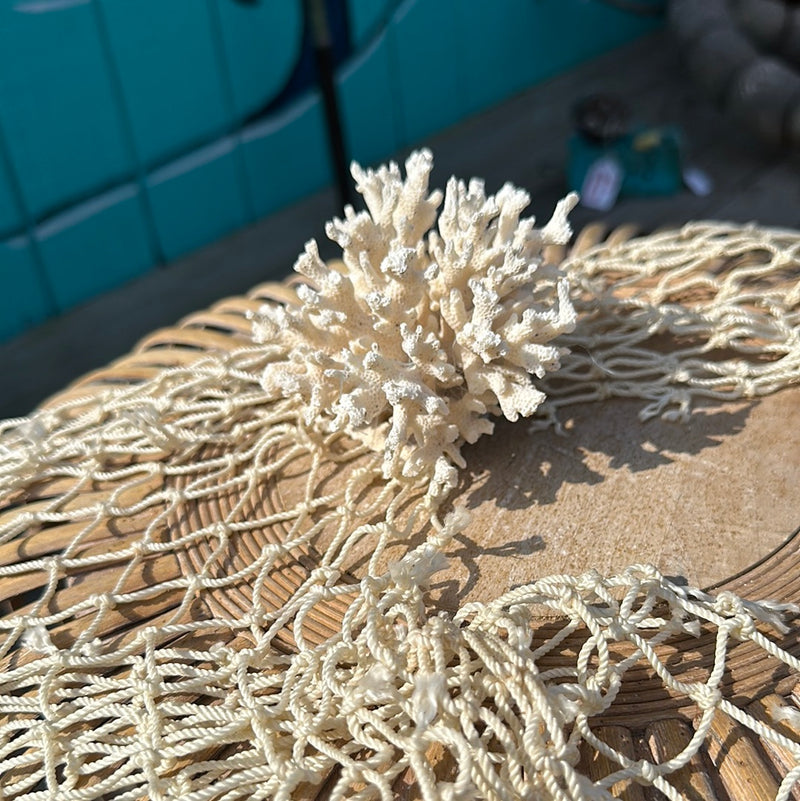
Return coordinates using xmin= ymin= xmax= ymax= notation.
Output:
xmin=254 ymin=150 xmax=578 ymax=499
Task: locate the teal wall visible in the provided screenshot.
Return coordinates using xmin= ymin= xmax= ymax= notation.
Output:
xmin=0 ymin=0 xmax=659 ymax=342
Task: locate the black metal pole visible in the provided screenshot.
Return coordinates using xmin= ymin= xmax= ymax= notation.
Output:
xmin=304 ymin=0 xmax=356 ymax=209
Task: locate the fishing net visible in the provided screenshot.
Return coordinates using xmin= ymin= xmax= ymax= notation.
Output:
xmin=0 ymin=151 xmax=799 ymax=800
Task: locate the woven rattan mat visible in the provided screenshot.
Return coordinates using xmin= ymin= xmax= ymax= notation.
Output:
xmin=2 ymin=220 xmax=799 ymax=800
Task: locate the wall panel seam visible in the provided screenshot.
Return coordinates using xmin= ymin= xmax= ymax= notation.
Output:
xmin=89 ymin=0 xmax=164 ymax=265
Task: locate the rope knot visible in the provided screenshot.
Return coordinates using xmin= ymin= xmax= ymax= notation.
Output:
xmin=693 ymin=684 xmax=722 ymax=711
xmin=728 ymin=613 xmax=756 ymax=640
xmin=310 ymin=566 xmax=341 ymax=587
xmin=713 ymin=591 xmax=755 ymax=639
xmin=637 ymin=759 xmax=659 ymax=785
xmin=89 ymin=593 xmax=113 ymax=612
xmin=186 ymin=574 xmax=205 ymax=598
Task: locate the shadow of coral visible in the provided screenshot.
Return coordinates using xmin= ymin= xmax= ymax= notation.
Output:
xmin=433 ymin=531 xmax=546 ymax=612
xmin=459 ymin=398 xmax=752 ymax=512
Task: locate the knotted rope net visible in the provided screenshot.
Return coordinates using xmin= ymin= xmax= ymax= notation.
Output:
xmin=0 ymin=151 xmax=799 ymax=800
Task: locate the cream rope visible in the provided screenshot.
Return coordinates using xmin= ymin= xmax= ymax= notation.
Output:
xmin=0 ymin=152 xmax=798 ymax=800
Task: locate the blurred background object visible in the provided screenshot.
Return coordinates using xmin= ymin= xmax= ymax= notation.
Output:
xmin=668 ymin=0 xmax=800 ymax=148
xmin=568 ymin=93 xmax=684 ymax=209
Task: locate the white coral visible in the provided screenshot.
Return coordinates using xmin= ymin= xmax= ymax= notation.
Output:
xmin=254 ymin=150 xmax=577 ymax=500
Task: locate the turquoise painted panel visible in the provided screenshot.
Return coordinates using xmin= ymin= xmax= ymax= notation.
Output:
xmin=0 ymin=237 xmax=50 ymax=340
xmin=214 ymin=0 xmax=303 ymax=121
xmin=100 ymin=0 xmax=229 ymax=166
xmin=0 ymin=2 xmax=131 ymax=218
xmin=337 ymin=32 xmax=399 ymax=166
xmin=0 ymin=0 xmax=660 ymax=344
xmin=454 ymin=0 xmax=552 ymax=116
xmin=347 ymin=0 xmax=397 ymax=48
xmin=389 ymin=0 xmax=462 ymax=144
xmin=538 ymin=0 xmax=661 ymax=74
xmin=242 ymin=94 xmax=332 ymax=218
xmin=37 ymin=186 xmax=153 ymax=311
xmin=148 ymin=139 xmax=248 ymax=262
xmin=0 ymin=147 xmax=22 ymax=238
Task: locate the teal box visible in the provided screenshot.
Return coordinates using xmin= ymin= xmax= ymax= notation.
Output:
xmin=148 ymin=139 xmax=249 ymax=262
xmin=37 ymin=186 xmax=153 ymax=311
xmin=242 ymin=94 xmax=332 ymax=219
xmin=99 ymin=0 xmax=230 ymax=166
xmin=0 ymin=2 xmax=132 ymax=218
xmin=568 ymin=127 xmax=683 ymax=198
xmin=0 ymin=236 xmax=50 ymax=340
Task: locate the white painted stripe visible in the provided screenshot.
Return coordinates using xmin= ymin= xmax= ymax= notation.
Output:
xmin=147 ymin=136 xmax=236 ymax=186
xmin=14 ymin=0 xmax=90 ymax=14
xmin=241 ymin=92 xmax=319 ymax=143
xmin=36 ymin=184 xmax=138 ymax=240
